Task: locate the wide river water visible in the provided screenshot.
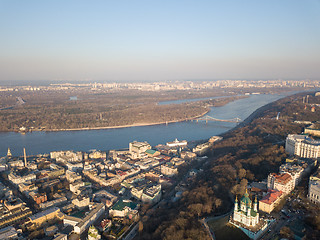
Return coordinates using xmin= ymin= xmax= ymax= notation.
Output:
xmin=0 ymin=93 xmax=293 ymax=157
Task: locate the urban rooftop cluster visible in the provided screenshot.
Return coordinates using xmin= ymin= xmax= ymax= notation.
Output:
xmin=0 ymin=136 xmax=221 ymax=239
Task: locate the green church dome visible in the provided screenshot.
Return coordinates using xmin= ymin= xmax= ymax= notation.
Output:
xmin=240 ymin=191 xmax=252 ymax=206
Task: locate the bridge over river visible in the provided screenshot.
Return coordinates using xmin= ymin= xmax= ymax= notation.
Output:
xmin=195 ymin=116 xmax=242 ymax=123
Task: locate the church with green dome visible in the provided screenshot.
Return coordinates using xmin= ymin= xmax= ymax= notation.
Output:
xmin=232 ymin=190 xmax=259 ymax=227
xmin=230 ymin=189 xmax=269 ymax=240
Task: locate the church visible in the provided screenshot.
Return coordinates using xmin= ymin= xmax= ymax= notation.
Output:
xmin=232 ymin=189 xmax=259 ymax=227
xmin=230 ymin=190 xmax=269 ymax=240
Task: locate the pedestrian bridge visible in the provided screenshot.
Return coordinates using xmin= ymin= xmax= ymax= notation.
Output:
xmin=196 ymin=116 xmax=241 ymax=123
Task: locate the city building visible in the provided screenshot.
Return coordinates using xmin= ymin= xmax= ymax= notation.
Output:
xmin=285 ymin=134 xmax=320 ymax=158
xmin=0 ymin=199 xmax=32 ymax=229
xmin=30 ymin=192 xmax=47 ymax=205
xmin=279 ymin=163 xmax=304 ymax=188
xmin=66 ymin=162 xmax=83 ymax=172
xmin=8 ymin=172 xmax=36 ymax=185
xmin=39 ymin=197 xmax=68 ymax=210
xmin=193 ymin=142 xmax=211 ymax=156
xmin=259 ymin=190 xmax=283 ymax=214
xmin=304 ymin=127 xmax=320 ymax=137
xmin=267 ymin=173 xmax=294 ymax=194
xmin=89 ymin=151 xmax=106 ymax=159
xmin=160 ymin=162 xmax=179 ymax=176
xmin=141 ymin=184 xmax=162 ymax=204
xmin=129 ymin=141 xmax=151 ymax=159
xmin=63 ymin=215 xmax=82 ymax=228
xmin=180 ymin=151 xmax=197 ymax=160
xmin=27 ymin=207 xmax=63 ymax=229
xmin=48 ymin=164 xmax=65 ymax=178
xmin=72 ymin=196 xmax=90 ymax=210
xmin=208 ymin=136 xmax=223 ymax=143
xmin=109 ymin=199 xmax=138 ymax=218
xmin=308 ymin=169 xmax=320 ymax=204
xmin=129 ymin=180 xmax=162 ymax=204
xmin=50 ymin=150 xmax=83 ymax=162
xmin=73 ymin=203 xmax=105 ymax=234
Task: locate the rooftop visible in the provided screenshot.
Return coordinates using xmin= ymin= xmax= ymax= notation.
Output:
xmin=260 ymin=190 xmax=283 ymax=205
xmin=272 ymin=173 xmax=292 ymax=184
xmin=29 ymin=207 xmax=60 ymax=221
xmin=111 ymin=199 xmax=137 ymax=211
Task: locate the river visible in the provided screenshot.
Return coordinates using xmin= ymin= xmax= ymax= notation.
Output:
xmin=0 ymin=93 xmax=291 ymax=157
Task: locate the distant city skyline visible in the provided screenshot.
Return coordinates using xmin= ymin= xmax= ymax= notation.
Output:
xmin=0 ymin=0 xmax=319 ymax=82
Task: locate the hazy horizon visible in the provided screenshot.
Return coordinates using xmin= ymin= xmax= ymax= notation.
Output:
xmin=1 ymin=0 xmax=319 ymax=83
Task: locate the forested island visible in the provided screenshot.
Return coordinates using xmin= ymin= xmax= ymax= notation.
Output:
xmin=138 ymin=92 xmax=320 ymax=240
xmin=0 ymin=88 xmax=248 ymax=132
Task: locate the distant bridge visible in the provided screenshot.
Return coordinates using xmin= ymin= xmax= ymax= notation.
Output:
xmin=195 ymin=116 xmax=242 ymax=123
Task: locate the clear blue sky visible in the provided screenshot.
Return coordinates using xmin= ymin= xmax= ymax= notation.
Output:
xmin=0 ymin=0 xmax=319 ymax=82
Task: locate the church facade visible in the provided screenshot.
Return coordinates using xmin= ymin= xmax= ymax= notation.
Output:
xmin=230 ymin=190 xmax=269 ymax=240
xmin=233 ymin=190 xmax=259 ymax=227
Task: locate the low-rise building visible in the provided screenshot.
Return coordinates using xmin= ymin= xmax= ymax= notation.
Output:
xmin=84 ymin=170 xmax=123 ymax=187
xmin=72 ymin=196 xmax=90 ymax=210
xmin=109 ymin=199 xmax=138 ymax=218
xmin=66 ymin=162 xmax=83 ymax=172
xmin=134 ymin=158 xmax=159 ymax=170
xmin=8 ymin=172 xmax=36 ymax=185
xmin=208 ymin=136 xmax=223 ymax=143
xmin=93 ymin=190 xmax=118 ymax=207
xmin=193 ymin=142 xmax=211 ymax=156
xmin=30 ymin=192 xmax=47 ymax=205
xmin=160 ymin=162 xmax=179 ymax=176
xmin=8 ymin=160 xmax=24 ymax=168
xmin=89 ymin=151 xmax=106 ymax=159
xmin=73 ymin=203 xmax=105 ymax=234
xmin=48 ymin=163 xmax=65 ymax=178
xmin=63 ymin=215 xmax=81 ymax=228
xmin=141 ymin=184 xmax=162 ymax=204
xmin=66 ymin=170 xmax=82 ymax=183
xmin=39 ymin=197 xmax=68 ymax=209
xmin=180 ymin=151 xmax=197 ymax=160
xmin=27 ymin=207 xmax=63 ymax=229
xmin=69 ymin=180 xmax=85 ymax=194
xmin=259 ymin=190 xmax=283 ymax=214
xmin=50 ymin=150 xmax=83 ymax=162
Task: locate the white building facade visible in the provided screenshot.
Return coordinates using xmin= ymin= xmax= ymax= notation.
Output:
xmin=285 ymin=134 xmax=320 ymax=158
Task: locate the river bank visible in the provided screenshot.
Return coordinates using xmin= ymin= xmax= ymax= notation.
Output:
xmin=0 ymin=94 xmax=288 ymax=157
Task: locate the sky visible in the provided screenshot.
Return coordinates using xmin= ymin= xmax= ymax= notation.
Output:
xmin=0 ymin=0 xmax=320 ymax=83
